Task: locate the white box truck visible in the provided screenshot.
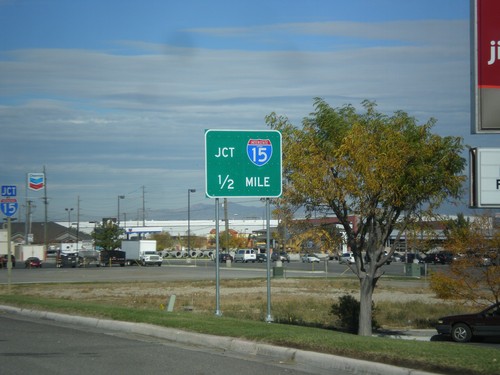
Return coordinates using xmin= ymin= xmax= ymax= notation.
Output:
xmin=121 ymin=240 xmax=162 ymax=266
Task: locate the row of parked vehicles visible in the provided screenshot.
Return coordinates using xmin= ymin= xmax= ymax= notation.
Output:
xmin=216 ymin=249 xmax=488 ymax=265
xmin=334 ymin=250 xmax=498 ymax=266
xmin=398 ymin=251 xmax=497 ymax=266
xmin=217 ymin=249 xmax=291 ymax=263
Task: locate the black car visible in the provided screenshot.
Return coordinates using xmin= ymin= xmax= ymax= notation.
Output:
xmin=435 ymin=303 xmax=500 ymax=342
xmin=57 ymin=253 xmax=78 ymax=268
xmin=256 ymin=253 xmax=267 ymax=263
xmin=215 ymin=253 xmax=233 ymax=263
xmin=424 ymin=251 xmax=453 ymax=265
xmin=0 ymin=254 xmax=16 ymax=268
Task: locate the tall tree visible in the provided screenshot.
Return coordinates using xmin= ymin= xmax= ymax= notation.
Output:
xmin=266 ymin=99 xmax=465 ymax=336
xmin=92 ymin=221 xmax=124 ymax=251
xmin=152 ymin=232 xmax=174 ymax=250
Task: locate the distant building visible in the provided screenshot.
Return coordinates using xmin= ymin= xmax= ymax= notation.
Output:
xmin=8 ymin=222 xmax=92 ymax=248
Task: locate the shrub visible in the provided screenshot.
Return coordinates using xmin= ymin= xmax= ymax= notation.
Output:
xmin=330 ymin=295 xmax=378 ymax=333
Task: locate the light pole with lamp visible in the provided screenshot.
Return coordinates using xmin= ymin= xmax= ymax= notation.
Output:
xmin=187 ymin=189 xmax=196 ymax=253
xmin=117 ymin=195 xmax=125 ymax=226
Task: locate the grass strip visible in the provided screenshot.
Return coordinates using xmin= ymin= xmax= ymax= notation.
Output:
xmin=0 ymin=294 xmax=498 ymax=375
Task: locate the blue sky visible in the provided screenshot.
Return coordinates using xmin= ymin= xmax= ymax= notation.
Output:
xmin=0 ymin=0 xmax=493 ymax=222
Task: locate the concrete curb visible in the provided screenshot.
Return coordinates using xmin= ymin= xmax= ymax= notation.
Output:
xmin=1 ymin=305 xmax=438 ymax=375
xmin=374 ymin=329 xmax=435 ymax=342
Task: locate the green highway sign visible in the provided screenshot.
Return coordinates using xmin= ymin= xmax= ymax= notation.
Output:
xmin=205 ymin=129 xmax=282 ymax=198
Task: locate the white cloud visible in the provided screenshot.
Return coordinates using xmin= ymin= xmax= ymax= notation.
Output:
xmin=0 ymin=18 xmax=487 ymax=220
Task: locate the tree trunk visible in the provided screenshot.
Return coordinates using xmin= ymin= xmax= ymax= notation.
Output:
xmin=358 ymin=274 xmax=375 ymax=336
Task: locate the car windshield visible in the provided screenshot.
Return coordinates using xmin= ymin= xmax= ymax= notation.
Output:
xmin=483 ymin=304 xmax=500 ymax=315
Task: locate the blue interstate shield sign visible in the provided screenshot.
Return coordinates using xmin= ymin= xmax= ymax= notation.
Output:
xmin=247 ymin=139 xmax=272 ymax=166
xmin=0 ymin=198 xmax=18 ymax=217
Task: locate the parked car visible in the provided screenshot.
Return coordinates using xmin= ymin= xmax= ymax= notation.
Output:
xmin=453 ymin=252 xmax=493 ymax=267
xmin=473 ymin=253 xmax=493 ymax=267
xmin=234 ymin=249 xmax=257 ymax=263
xmin=215 ymin=253 xmax=233 ymax=263
xmin=339 ymin=253 xmax=355 ymax=265
xmin=392 ymin=252 xmax=404 ymax=262
xmin=0 ymin=254 xmax=16 ymax=268
xmin=435 ymin=303 xmax=500 ymax=342
xmin=97 ymin=250 xmax=126 ymax=267
xmin=402 ymin=253 xmax=424 ymax=264
xmin=57 ymin=253 xmax=78 ymax=268
xmin=271 ymin=251 xmax=290 ymax=263
xmin=301 ymin=254 xmax=320 ymax=263
xmin=256 ymin=253 xmax=267 ymax=263
xmin=24 ymin=257 xmax=42 ymax=268
xmin=364 ymin=251 xmax=392 ymax=265
xmin=423 ymin=253 xmax=438 ymax=264
xmin=328 ymin=253 xmax=339 ymax=261
xmin=424 ymin=251 xmax=453 ymax=265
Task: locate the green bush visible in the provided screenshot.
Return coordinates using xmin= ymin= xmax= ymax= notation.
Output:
xmin=330 ymin=295 xmax=378 ymax=333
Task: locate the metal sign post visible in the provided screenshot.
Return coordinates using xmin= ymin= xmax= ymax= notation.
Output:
xmin=215 ymin=198 xmax=222 ymax=316
xmin=1 ymin=185 xmax=18 ymax=293
xmin=6 ymin=217 xmax=12 ymax=293
xmin=265 ymin=198 xmax=273 ymax=322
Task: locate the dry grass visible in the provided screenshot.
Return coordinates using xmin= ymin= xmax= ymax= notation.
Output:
xmin=1 ymin=277 xmax=476 ymax=329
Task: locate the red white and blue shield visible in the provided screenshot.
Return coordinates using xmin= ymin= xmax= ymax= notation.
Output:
xmin=247 ymin=139 xmax=272 ymax=166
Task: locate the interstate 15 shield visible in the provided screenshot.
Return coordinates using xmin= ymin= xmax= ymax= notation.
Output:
xmin=247 ymin=139 xmax=272 ymax=166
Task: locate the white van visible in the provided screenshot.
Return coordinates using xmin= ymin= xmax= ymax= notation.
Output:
xmin=234 ymin=249 xmax=257 ymax=263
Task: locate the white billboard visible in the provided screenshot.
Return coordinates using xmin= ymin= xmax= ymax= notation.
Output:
xmin=470 ymin=148 xmax=500 ymax=207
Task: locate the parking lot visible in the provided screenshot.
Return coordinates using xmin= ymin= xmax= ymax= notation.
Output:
xmin=0 ymin=257 xmax=443 ymax=285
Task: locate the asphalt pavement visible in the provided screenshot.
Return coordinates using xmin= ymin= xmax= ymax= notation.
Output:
xmin=0 ymin=304 xmax=438 ymax=375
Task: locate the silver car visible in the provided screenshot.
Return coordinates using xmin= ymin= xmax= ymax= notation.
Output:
xmin=339 ymin=253 xmax=355 ymax=265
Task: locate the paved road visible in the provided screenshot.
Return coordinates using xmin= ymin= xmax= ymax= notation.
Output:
xmin=0 ymin=258 xmax=438 ymax=284
xmin=0 ymin=310 xmax=353 ymax=375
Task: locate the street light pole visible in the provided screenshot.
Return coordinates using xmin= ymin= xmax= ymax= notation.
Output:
xmin=187 ymin=189 xmax=196 ymax=253
xmin=117 ymin=195 xmax=125 ymax=225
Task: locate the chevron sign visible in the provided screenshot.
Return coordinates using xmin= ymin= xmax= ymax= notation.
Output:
xmin=28 ymin=173 xmax=45 ymax=191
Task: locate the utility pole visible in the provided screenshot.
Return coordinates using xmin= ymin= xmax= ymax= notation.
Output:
xmin=24 ymin=199 xmax=33 ymax=245
xmin=142 ymin=185 xmax=146 ymax=226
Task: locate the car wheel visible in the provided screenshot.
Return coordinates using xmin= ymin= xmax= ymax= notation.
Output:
xmin=451 ymin=323 xmax=472 ymax=343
